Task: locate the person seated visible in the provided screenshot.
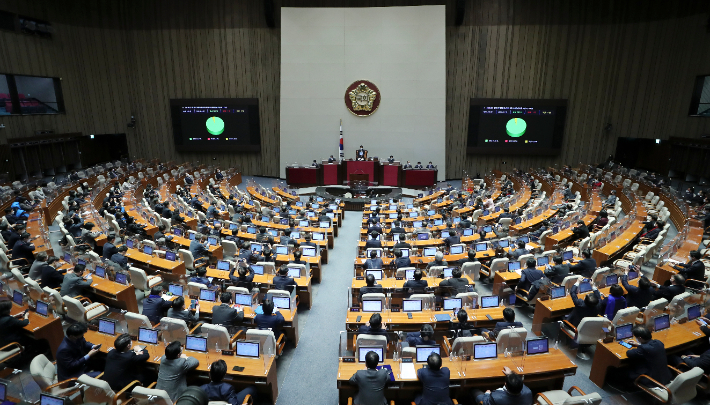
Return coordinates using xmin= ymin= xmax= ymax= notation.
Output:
xmin=458 ymin=214 xmax=472 ymax=228
xmin=516 ymin=258 xmax=545 ymax=297
xmin=563 ymin=185 xmax=575 ymax=201
xmin=359 ymin=274 xmax=383 ymax=302
xmin=255 ymin=299 xmax=285 ymax=340
xmin=12 ymin=232 xmax=35 ymax=265
xmin=571 ymin=220 xmax=590 ymax=241
xmin=473 ymin=367 xmax=532 ymax=405
xmin=229 ymin=264 xmax=254 ymax=290
xmin=60 ymin=264 xmax=92 ymax=297
xmin=406 ymin=324 xmax=435 ymax=347
xmin=56 ymin=323 xmax=102 ymax=381
xmin=328 ymin=155 xmax=336 ymax=163
xmin=640 ymin=220 xmax=664 ymax=241
xmin=311 ymin=159 xmax=319 ymax=167
xmin=415 ymin=352 xmax=453 ymax=405
xmin=569 ymin=250 xmax=596 ymax=278
xmin=273 ymin=265 xmax=297 ymax=291
xmin=39 ymin=256 xmax=64 ymax=289
xmin=142 ymin=286 xmax=172 ymax=324
xmin=490 ymin=308 xmax=524 ymax=339
xmin=498 ymin=208 xmax=513 ymax=219
xmin=443 ymin=226 xmax=460 ymax=247
xmin=425 ymin=161 xmax=436 ymax=169
xmin=102 ymin=333 xmax=150 ymax=391
xmin=201 ymin=359 xmax=257 ymax=405
xmin=110 ymin=245 xmax=129 ymax=269
xmin=157 ymin=341 xmax=200 ymax=401
xmin=189 ymin=233 xmax=210 ymax=261
xmin=449 ymin=309 xmax=486 ymax=337
xmin=599 ymin=284 xmax=627 ymax=320
xmin=301 ymin=233 xmax=317 ymax=248
xmin=356 ymin=145 xmax=366 ymax=160
xmin=102 ymin=234 xmax=119 ymax=259
xmin=364 ymin=249 xmax=383 ymax=270
xmin=190 ymin=267 xmax=212 ymax=288
xmin=566 ymin=281 xmax=601 ymax=328
xmin=507 ymin=240 xmax=528 ymax=260
xmin=439 ymin=267 xmax=469 ymax=294
xmin=166 ymin=296 xmax=199 ymax=328
xmin=357 ymin=313 xmax=387 ymax=336
xmin=593 ymin=210 xmax=609 ymax=230
xmin=544 ymin=255 xmax=570 ymax=284
xmin=349 ymin=350 xmax=391 ymax=405
xmin=403 ymin=161 xmax=413 ymax=169
xmin=621 ymin=272 xmax=655 ymax=309
xmin=393 ymin=248 xmax=411 ymax=269
xmin=414 ymin=162 xmax=423 ymax=169
xmin=365 ymin=231 xmax=382 ymax=249
xmin=603 ymin=190 xmax=617 ymax=207
xmin=387 ymin=155 xmax=395 ymax=163
xmin=673 ymin=250 xmax=705 ymax=281
xmin=426 ymin=251 xmax=448 ymax=270
xmin=620 ymin=326 xmax=671 ymax=389
xmin=212 ymin=292 xmax=244 ymax=329
xmin=652 ymin=274 xmax=686 ymax=301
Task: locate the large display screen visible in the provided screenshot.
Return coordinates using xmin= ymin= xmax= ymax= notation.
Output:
xmin=467 ymin=99 xmax=567 ymax=155
xmin=170 ymin=98 xmax=261 ymax=152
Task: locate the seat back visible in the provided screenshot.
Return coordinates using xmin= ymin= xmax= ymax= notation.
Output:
xmin=245 ymin=329 xmax=276 ymax=356
xmin=395 ymin=267 xmax=416 ymax=278
xmin=489 ymin=258 xmax=509 ymax=273
xmin=668 ymin=292 xmax=692 ymax=319
xmin=78 ymin=374 xmax=116 ymax=404
xmin=187 ymin=282 xmax=207 ymax=296
xmin=643 ymin=298 xmax=668 ymax=322
xmin=128 ymin=267 xmax=150 ymax=291
xmin=62 ymin=296 xmax=87 ymax=323
xmin=125 ymin=312 xmax=153 ymax=336
xmin=42 ymin=287 xmax=65 ymax=315
xmin=221 ymin=240 xmax=237 ymax=258
xmin=10 ymin=268 xmax=27 ymax=285
xmin=578 ymin=237 xmax=590 ymax=253
xmin=132 ymin=386 xmax=173 ymax=405
xmin=561 ymin=275 xmax=582 ymax=293
xmin=460 ymin=261 xmax=480 ymax=282
xmin=179 ymin=249 xmax=195 ymax=270
xmin=160 ymin=317 xmax=190 ymax=345
xmin=25 ymin=278 xmax=45 ymax=302
xmin=226 ymin=286 xmax=250 ymax=296
xmin=408 ymin=293 xmax=435 ymax=308
xmin=517 ymin=254 xmax=534 ymax=267
xmin=576 ymin=317 xmax=611 ymax=345
xmin=591 ymin=267 xmax=610 ymax=286
xmin=201 ymin=324 xmax=231 ymax=351
xmin=611 ymin=306 xmax=639 ymax=327
xmin=427 ymin=266 xmax=447 ymax=278
xmin=361 ymin=293 xmax=386 ymax=307
xmin=450 ymin=336 xmax=486 ymax=356
xmin=561 ymin=393 xmax=602 ymax=405
xmin=285 ymin=263 xmax=308 ymax=277
xmin=664 ymin=367 xmax=704 ymax=404
xmin=496 ymin=327 xmax=527 ymax=353
xmin=455 ymin=292 xmax=479 ymax=308
xmin=256 ymin=261 xmax=276 ymax=275
xmin=30 ymin=354 xmax=57 ymax=391
xmin=355 ymin=334 xmax=387 ymax=360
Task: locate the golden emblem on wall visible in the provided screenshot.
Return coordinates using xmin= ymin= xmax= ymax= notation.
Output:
xmin=344 ymin=80 xmax=380 ymax=116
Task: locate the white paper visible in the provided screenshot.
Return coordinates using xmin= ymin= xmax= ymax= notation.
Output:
xmin=400 ymin=363 xmax=417 ymax=379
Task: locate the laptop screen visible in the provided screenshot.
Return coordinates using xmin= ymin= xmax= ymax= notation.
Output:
xmin=289 ymin=231 xmax=301 ymax=239
xmin=287 ymin=268 xmax=301 ymax=278
xmin=462 ymin=228 xmax=473 ymax=236
xmin=63 ymin=252 xmax=72 ymax=263
xmin=417 ymin=233 xmax=429 ymax=240
xmin=443 ymin=267 xmax=454 ymax=278
xmin=77 ymin=259 xmax=86 ymax=266
xmin=578 ymin=281 xmax=592 ymax=293
xmin=483 ymin=226 xmax=492 ymax=233
xmin=207 ymin=237 xmax=218 ymax=246
xmin=628 ymin=271 xmax=639 ymax=280
xmin=450 ymin=245 xmax=464 ymax=255
xmin=367 ymin=249 xmax=382 ymax=258
xmin=185 ymin=335 xmax=208 ymax=352
xmin=389 ymin=213 xmax=398 ymax=219
xmin=400 ymin=248 xmax=409 ymax=257
xmin=616 ymin=323 xmax=633 ymax=340
xmin=0 ymin=381 xmax=5 ymax=402
xmin=313 ymin=232 xmax=324 ymax=241
xmin=480 ymin=295 xmax=499 ymax=308
xmin=550 ymin=286 xmax=566 ymax=299
xmin=362 ymin=300 xmax=383 ymax=312
xmin=36 ymin=300 xmax=49 ymax=316
xmin=403 ymin=299 xmax=423 ymax=312
xmin=563 ymin=250 xmax=574 ymax=261
xmin=508 ymin=261 xmax=521 ymax=271
xmin=247 ymin=227 xmax=257 ymax=234
xmin=138 ymin=327 xmax=159 ymax=344
xmin=440 ymin=230 xmax=450 ymax=238
xmin=688 ymin=305 xmax=702 ymax=321
xmin=98 ymin=319 xmax=116 ymax=335
xmin=518 ymin=236 xmax=529 ymax=244
xmin=416 ymin=346 xmax=440 ymax=363
xmin=251 ymin=265 xmax=264 ymax=275
xmin=473 ymin=343 xmax=498 ymax=360
xmin=230 ymin=223 xmax=240 ymax=231
xmin=217 ymin=260 xmax=230 ymax=271
xmin=199 ymin=289 xmax=216 ymax=302
xmin=173 ymin=227 xmax=183 ymax=236
xmin=537 ymin=256 xmax=549 ymax=266
xmin=169 ymin=284 xmax=184 ymax=296
xmin=95 ymin=266 xmax=106 ymax=278
xmin=527 ymin=338 xmax=549 ymax=355
xmin=359 ymin=346 xmax=384 ymax=363
xmin=606 ymin=274 xmax=619 ymax=286
xmin=365 ymin=270 xmax=383 ymax=280
xmin=443 ymin=298 xmax=462 ymax=310
xmin=12 ymin=290 xmax=23 ymax=305
xmin=423 ymin=247 xmax=436 ymax=257
xmin=275 ymin=246 xmax=289 ymax=255
xmin=413 ymin=221 xmax=422 ymax=228
xmin=165 ymin=251 xmax=177 ymax=261
xmin=475 ymin=243 xmax=488 ymax=252
xmin=115 ymin=273 xmax=128 ymax=285
xmin=654 ymin=314 xmax=670 ymax=332
xmin=433 ymin=219 xmax=443 ymax=226
xmin=143 ymin=245 xmax=153 ymax=255
xmin=234 ymin=293 xmax=252 ymax=306
xmin=272 ymin=296 xmax=290 ymax=310
xmin=405 ymin=269 xmax=416 ymax=280
xmin=302 ymin=247 xmax=317 ymax=257
xmin=498 ymin=239 xmax=510 ymax=248
xmin=40 ymin=394 xmax=65 ymax=405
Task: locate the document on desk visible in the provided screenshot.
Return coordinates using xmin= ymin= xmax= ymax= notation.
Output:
xmin=515 ymin=270 xmax=522 ymax=275
xmin=400 ymin=363 xmax=416 ymax=379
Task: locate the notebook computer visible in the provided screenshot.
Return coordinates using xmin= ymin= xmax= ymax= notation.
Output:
xmin=550 ymin=286 xmax=566 ymax=299
xmin=480 ymin=295 xmax=499 ymax=308
xmin=473 ymin=343 xmax=498 ymax=360
xmin=185 ymin=335 xmax=208 ymax=352
xmin=616 ymin=323 xmax=633 ymax=340
xmin=168 ymin=284 xmax=184 ymax=296
xmin=365 ymin=269 xmax=383 ymax=280
xmin=402 ymin=299 xmax=423 ymax=312
xmin=526 ymin=338 xmax=549 ymax=355
xmin=199 ymin=289 xmax=216 ymax=302
xmin=416 ymin=346 xmax=440 ymax=362
xmin=358 ymin=346 xmax=383 ymax=363
xmin=362 ymin=300 xmax=383 ymax=312
xmin=98 ymin=318 xmax=116 ymax=335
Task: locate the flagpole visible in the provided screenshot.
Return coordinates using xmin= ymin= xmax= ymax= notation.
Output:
xmin=339 ymin=119 xmax=344 ymax=163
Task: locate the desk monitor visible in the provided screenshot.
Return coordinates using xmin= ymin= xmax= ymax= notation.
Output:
xmin=298 ymin=220 xmax=309 ymax=227
xmin=443 ymin=267 xmax=455 ymax=278
xmin=403 ymin=299 xmax=423 ymax=312
xmin=169 ymin=284 xmax=184 ymax=296
xmin=416 ymin=346 xmax=440 ymax=363
xmin=188 ymin=233 xmax=196 ymax=241
xmin=483 ymin=226 xmax=493 ymax=233
xmin=413 ymin=221 xmax=423 ymax=228
xmin=250 ymin=243 xmax=263 ymax=253
xmin=318 ymin=221 xmax=329 ymax=229
xmin=507 ymin=261 xmax=521 ymax=271
xmin=562 ymin=250 xmax=574 ymax=261
xmin=185 ymin=335 xmax=208 ymax=352
xmin=164 ymin=251 xmax=177 ymax=262
xmin=98 ymin=318 xmax=116 ymax=335
xmin=187 ymin=211 xmax=194 ymax=218
xmin=207 ymin=237 xmax=218 ymax=246
xmin=409 ymin=212 xmax=418 ymax=218
xmin=40 ymin=394 xmax=66 ymax=405
xmin=77 ymin=259 xmax=86 ymax=266
xmin=329 ymin=204 xmax=338 ymax=210
xmin=115 ymin=273 xmax=128 ymax=285
xmin=302 ymin=247 xmax=317 ymax=257
xmin=279 ymin=218 xmax=289 ymax=225
xmin=654 ymin=314 xmax=670 ymax=332
xmin=234 ymin=293 xmax=252 ymax=306
xmin=423 ymin=247 xmax=437 ymax=257
xmin=475 ymin=243 xmax=488 ymax=252
xmin=526 ymin=338 xmax=549 ymax=355
xmin=417 ymin=233 xmax=430 ymax=240
xmin=149 ymin=217 xmax=156 ymax=225
xmin=518 ymin=236 xmax=529 ymax=244
xmin=405 ymin=269 xmax=416 ymax=280
xmin=229 ymin=223 xmax=239 ymax=231
xmin=389 ymin=213 xmax=398 ymax=219
xmin=0 ymin=381 xmax=5 ymax=402
xmin=550 ymin=286 xmax=566 ymax=299
xmin=606 ymin=274 xmax=619 ymax=286
xmin=251 ymin=265 xmax=264 ymax=275
xmin=358 ymin=346 xmax=384 ymax=363
xmin=370 ymin=199 xmax=378 ymax=205
xmin=289 ymin=231 xmax=301 ymax=239
xmin=616 ymin=323 xmax=634 ymax=340
xmin=287 ymin=267 xmax=301 ymax=278
xmin=515 ymin=217 xmax=523 ymax=224
xmin=453 ymin=217 xmax=461 ymax=224
xmin=12 ymin=290 xmax=23 ymax=305
xmin=462 ymin=228 xmax=474 ymax=236
xmin=272 ymin=296 xmax=291 ymax=310
xmin=498 ymin=239 xmax=510 ymax=248
xmin=63 ymin=252 xmax=72 ymax=263
xmin=362 ymin=300 xmax=383 ymax=312
xmin=552 ymin=226 xmax=560 ymax=234
xmin=199 ymin=289 xmax=216 ymax=302
xmin=440 ymin=230 xmax=450 ymax=238
xmin=268 ymin=229 xmax=279 ymax=237
xmin=407 ymin=204 xmax=414 ymax=209
xmin=473 ymin=343 xmax=498 ymax=360
xmin=480 ymin=295 xmax=499 ymax=308
xmin=537 ymin=256 xmax=549 ymax=266
xmin=326 ymin=212 xmax=335 ymax=219
xmin=296 ymin=201 xmax=303 ymax=207
xmin=400 ymin=248 xmax=410 ymax=258
xmin=365 ymin=269 xmax=383 ymax=280
xmin=138 ymin=327 xmax=159 ymax=345
xmin=628 ymin=270 xmax=639 ymax=280
xmin=433 ymin=219 xmax=443 ymax=226
xmin=313 ymin=232 xmax=325 ymax=241
xmin=688 ymin=305 xmax=702 ymax=321
xmin=428 ymin=210 xmax=437 ymax=216
xmin=275 ymin=245 xmax=289 ymax=255
xmin=450 ymin=245 xmax=464 ymax=255
xmin=261 ymin=215 xmax=270 ymax=222
xmin=393 ymin=233 xmax=401 ymax=242
xmin=578 ymin=281 xmax=592 ymax=293
xmin=444 ymin=298 xmax=462 ymax=311
xmin=482 ymin=210 xmax=490 ymax=216
xmin=217 ymin=260 xmax=230 ymax=271
xmin=143 ymin=245 xmax=153 ymax=255
xmin=289 ymin=209 xmax=297 ymax=216
xmin=213 ymin=220 xmax=221 ymax=227
xmin=95 ymin=266 xmax=106 ymax=278
xmin=36 ymin=300 xmax=49 ymax=316
xmin=247 ymin=226 xmax=257 ymax=234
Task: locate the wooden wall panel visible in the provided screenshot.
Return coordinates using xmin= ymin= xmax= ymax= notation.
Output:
xmin=0 ymin=0 xmax=708 ymax=180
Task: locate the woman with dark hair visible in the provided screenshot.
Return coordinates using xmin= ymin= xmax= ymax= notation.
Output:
xmin=599 ymin=284 xmax=627 ymax=320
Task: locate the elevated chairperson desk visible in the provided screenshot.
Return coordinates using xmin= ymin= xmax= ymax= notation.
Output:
xmin=336 ymin=350 xmax=576 ymax=404
xmin=403 ymin=168 xmax=437 ymax=188
xmin=344 ymin=160 xmax=377 ymax=183
xmin=285 ymin=166 xmax=321 ymax=187
xmin=380 ymin=162 xmax=401 ymax=186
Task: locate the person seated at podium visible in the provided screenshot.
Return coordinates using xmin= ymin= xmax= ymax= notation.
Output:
xmin=357 ymin=145 xmax=366 ymax=161
xmin=364 ymin=250 xmax=383 ymax=270
xmin=473 ymin=367 xmax=532 ymax=405
xmin=358 ymin=313 xmax=388 ymax=336
xmin=349 ymin=350 xmax=390 ymax=405
xmin=403 ymin=161 xmax=413 ymax=169
xmin=414 ymin=162 xmax=423 ymax=169
xmin=387 ymin=155 xmax=395 ymax=163
xmin=415 ymin=352 xmax=453 ymax=405
xmin=426 ymin=161 xmax=435 ymax=169
xmin=394 ymin=248 xmax=411 ymax=268
xmin=328 ymin=155 xmax=336 ymax=163
xmin=311 ymin=159 xmax=319 ymax=167
xmin=365 ymin=231 xmax=382 ymax=249
xmin=404 ymin=268 xmax=429 ymax=289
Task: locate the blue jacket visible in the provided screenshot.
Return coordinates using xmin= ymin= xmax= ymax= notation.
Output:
xmin=478 ymin=385 xmax=533 ymax=405
xmin=56 ymin=336 xmax=94 ymax=381
xmin=415 ymin=367 xmax=453 ymax=405
xmin=110 ymin=252 xmax=129 ymax=269
xmin=200 ymin=382 xmax=256 ymax=405
xmin=142 ymin=295 xmax=172 ymax=324
xmin=189 ymin=240 xmax=209 ymax=260
xmin=102 ymin=242 xmax=118 ymax=259
xmin=621 ymin=275 xmax=654 ymax=308
xmin=255 ymin=312 xmax=285 ymax=338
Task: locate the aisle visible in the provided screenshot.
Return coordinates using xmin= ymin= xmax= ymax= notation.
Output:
xmin=275 ymin=213 xmax=360 ymax=405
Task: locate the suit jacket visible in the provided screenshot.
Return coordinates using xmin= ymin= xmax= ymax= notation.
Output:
xmin=416 ymin=367 xmax=453 ymax=405
xmin=273 ymin=275 xmax=297 ymax=291
xmin=254 ymin=312 xmax=285 ymax=337
xmin=142 ymin=295 xmax=172 ymax=324
xmin=439 ymin=277 xmax=469 ymax=294
xmin=365 ymin=239 xmax=382 ymax=249
xmin=156 ymin=356 xmax=200 ymax=401
xmin=621 ymin=275 xmax=654 ymax=308
xmin=60 ymin=273 xmax=91 ymax=297
xmin=684 ymin=349 xmax=710 ymax=373
xmin=359 ymin=285 xmax=383 ymax=301
xmin=349 ymin=368 xmax=391 ymax=405
xmin=518 ymin=268 xmax=544 ymax=292
xmin=357 ymin=325 xmax=388 ymax=336
xmin=404 ymin=279 xmax=428 ymax=290
xmin=189 ymin=240 xmax=209 ymax=259
xmin=653 ymin=284 xmax=685 ymax=301
xmin=627 ymin=339 xmax=671 ymax=384
xmin=492 ymin=321 xmax=524 ymax=334
xmin=508 ymin=248 xmax=529 ymax=260
xmin=364 ymin=258 xmax=384 ymax=269
xmin=56 ymin=336 xmax=94 ymax=381
xmin=166 ymin=308 xmax=198 ymax=324
xmin=0 ymin=314 xmax=29 ymax=347
xmin=570 ymin=258 xmax=597 ymax=278
xmin=678 ymin=260 xmax=705 ymax=281
xmin=572 ymin=225 xmax=590 ymax=240
xmin=201 ymin=381 xmax=252 ymax=405
xmin=479 ymin=385 xmax=533 ymax=405
xmin=395 ymin=257 xmax=411 ymax=268
xmin=40 ymin=265 xmax=64 ymax=289
xmin=567 ymin=285 xmax=601 ymax=327
xmin=544 ymin=264 xmax=570 ymax=285
xmin=11 ymin=240 xmax=35 ymax=265
xmin=102 ymin=242 xmax=118 ymax=259
xmin=444 ymin=235 xmax=461 ymax=247
xmin=212 ymin=303 xmax=244 ymax=327
xmin=110 ymin=253 xmax=128 ymax=269
xmin=102 ymin=349 xmax=150 ymax=391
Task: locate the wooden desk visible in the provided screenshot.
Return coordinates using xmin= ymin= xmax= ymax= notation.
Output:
xmin=592 ymin=200 xmax=647 ymax=265
xmin=248 ymin=186 xmax=278 ymax=206
xmin=336 ymin=349 xmax=576 ymax=404
xmin=345 ymin=307 xmax=505 ymax=331
xmin=589 ymin=321 xmax=707 ymax=388
xmin=274 ymin=254 xmax=322 ymax=283
xmin=8 ymin=300 xmax=64 ymax=357
xmin=169 ymin=234 xmax=223 ymax=259
xmin=205 ymin=267 xmax=314 ymax=309
xmin=125 ymin=248 xmax=186 ymax=275
xmin=272 ymin=187 xmax=298 ymax=201
xmin=87 ymin=275 xmax=139 ymax=312
xmin=653 ymin=226 xmax=703 ymax=284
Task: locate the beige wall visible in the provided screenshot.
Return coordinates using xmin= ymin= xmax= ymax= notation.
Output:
xmin=0 ymin=0 xmax=709 ymax=178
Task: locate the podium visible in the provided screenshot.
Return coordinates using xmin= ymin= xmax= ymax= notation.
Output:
xmin=349 ymin=173 xmax=369 ymax=182
xmin=285 ymin=166 xmax=321 ymax=187
xmin=345 ymin=160 xmax=377 ymax=182
xmin=321 ymin=161 xmax=340 ymax=185
xmin=380 ymin=162 xmax=401 ymax=186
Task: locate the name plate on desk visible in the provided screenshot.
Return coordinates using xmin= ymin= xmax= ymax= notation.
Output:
xmin=189 ymin=295 xmax=199 ymax=300
xmin=88 ymin=324 xmax=99 ymax=331
xmin=349 ymin=308 xmax=360 ymax=312
xmin=355 ymin=276 xmax=364 ymax=280
xmin=391 ymin=308 xmax=400 ymax=312
xmin=435 ymin=307 xmax=441 ymax=311
xmin=130 ymin=335 xmax=137 ymax=341
xmin=342 ymin=357 xmax=355 ymax=363
xmin=396 ymin=277 xmax=404 ymax=280
xmin=221 ymin=350 xmax=234 ymax=356
xmin=401 ymin=358 xmax=413 ymax=363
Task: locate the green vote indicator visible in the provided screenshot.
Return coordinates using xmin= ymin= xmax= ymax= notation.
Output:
xmin=506 ymin=117 xmax=526 ymax=138
xmin=206 ymin=116 xmax=225 ymax=136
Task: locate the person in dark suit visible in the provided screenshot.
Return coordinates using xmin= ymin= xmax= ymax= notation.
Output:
xmin=364 ymin=249 xmax=383 ymax=270
xmin=357 ymin=313 xmax=388 ymax=336
xmin=189 ymin=233 xmax=210 ymax=260
xmin=391 ymin=220 xmax=406 ymax=235
xmin=414 ymin=162 xmax=423 ymax=169
xmin=439 ymin=267 xmax=469 ymax=294
xmin=571 ymin=220 xmax=589 ymax=241
xmin=142 ymin=286 xmax=172 ymax=324
xmin=566 ymin=282 xmax=600 ymax=327
xmin=166 ymin=296 xmax=200 ymax=328
xmin=229 ymin=265 xmax=254 ymax=290
xmin=273 ymin=265 xmax=297 ymax=292
xmin=443 ymin=227 xmax=460 ymax=248
xmin=365 ymin=231 xmax=382 ymax=249
xmin=544 ymin=255 xmax=570 ymax=285
xmin=449 ymin=309 xmax=485 ymax=337
xmin=406 ymin=324 xmax=435 ymax=347
xmin=212 ymin=292 xmax=244 ymax=328
xmin=11 ymin=232 xmax=35 ymax=265
xmin=454 ymin=250 xmax=478 ymax=266
xmin=425 ymin=162 xmax=436 ymax=169
xmin=404 ymin=269 xmax=428 ymax=290
xmin=621 ymin=272 xmax=655 ymax=309
xmin=425 ymin=252 xmax=448 ymax=270
xmin=111 ymin=245 xmax=129 ymax=269
xmin=201 ymin=360 xmax=257 ymax=404
xmin=301 ymin=233 xmax=317 ymax=248
xmin=102 ymin=234 xmax=119 ymax=259
xmin=652 ymin=274 xmax=686 ymax=301
xmin=415 ymin=352 xmax=453 ymax=405
xmin=491 ymin=308 xmax=524 ymax=338
xmin=349 ymin=350 xmax=391 ymax=405
xmin=569 ymin=250 xmax=596 ymax=278
xmin=507 ymin=240 xmax=528 ymax=261
xmin=0 ymin=301 xmax=29 ymax=351
xmin=517 ymin=258 xmax=545 ymax=295
xmin=393 ymin=248 xmax=411 ymax=269
xmin=359 ymin=274 xmax=383 ymax=302
xmin=184 ymin=174 xmax=194 ymax=185
xmin=60 ymin=264 xmax=92 ymax=297
xmin=387 ymin=155 xmax=395 ymax=163
xmin=328 ymin=155 xmax=336 ymax=163
xmin=356 ymin=145 xmax=366 ymax=161
xmin=474 ymin=367 xmax=533 ymax=405
xmin=639 ymin=220 xmax=663 ymax=240
xmin=673 ymin=250 xmax=705 ymax=281
xmin=625 ymin=326 xmax=671 ymax=387
xmin=403 ymin=161 xmax=413 ymax=169
xmin=56 ymin=323 xmax=101 ymax=381
xmin=255 ymin=299 xmax=285 ymax=340
xmin=102 ymin=333 xmax=149 ymax=391
xmin=39 ymin=256 xmax=64 ymax=289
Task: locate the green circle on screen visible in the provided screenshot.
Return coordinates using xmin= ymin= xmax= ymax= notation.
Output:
xmin=206 ymin=116 xmax=225 ymax=136
xmin=506 ymin=118 xmax=526 ymax=138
